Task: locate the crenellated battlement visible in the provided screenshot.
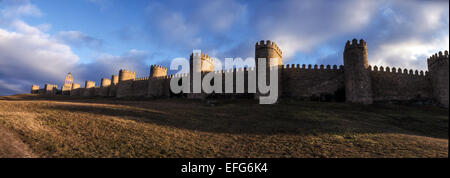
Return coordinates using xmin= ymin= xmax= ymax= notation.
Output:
xmin=149 ymin=76 xmax=173 ymax=80
xmin=369 ymin=65 xmax=427 ymax=76
xmin=345 ymin=38 xmax=367 ymax=50
xmin=150 ymin=64 xmax=167 ymax=71
xmin=281 ymin=64 xmax=344 ymax=71
xmin=255 ymin=40 xmax=283 ymax=57
xmin=343 ymin=38 xmax=372 ymax=104
xmin=150 ymin=64 xmax=168 ymax=77
xmin=135 ymin=77 xmax=150 ymax=81
xmin=190 ymin=52 xmax=215 ymax=72
xmin=190 ymin=52 xmax=215 ymax=64
xmin=119 ymin=69 xmax=136 ymax=82
xmin=119 ymin=69 xmax=136 ymax=75
xmin=427 ymin=50 xmax=449 ymax=67
xmin=201 ymin=53 xmax=214 ymax=64
xmin=171 ymin=73 xmax=187 ymax=78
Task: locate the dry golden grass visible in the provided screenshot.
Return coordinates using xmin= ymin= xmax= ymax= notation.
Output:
xmin=0 ymin=94 xmax=448 ymax=158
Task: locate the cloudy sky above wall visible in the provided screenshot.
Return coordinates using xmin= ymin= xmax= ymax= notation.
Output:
xmin=0 ymin=0 xmax=448 ymax=96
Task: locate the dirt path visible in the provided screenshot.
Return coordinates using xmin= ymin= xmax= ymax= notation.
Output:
xmin=0 ymin=127 xmax=37 ymax=158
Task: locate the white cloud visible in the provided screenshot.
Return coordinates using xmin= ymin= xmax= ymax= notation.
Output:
xmin=369 ymin=36 xmax=449 ymax=70
xmin=0 ymin=1 xmax=150 ymax=95
xmin=0 ymin=20 xmax=148 ymax=94
xmin=252 ymin=0 xmax=379 ymax=59
xmin=36 ymin=23 xmax=52 ymax=32
xmin=0 ymin=1 xmax=42 ymax=18
xmin=363 ymin=0 xmax=449 ymax=71
xmin=416 ymin=3 xmax=448 ymax=31
xmin=0 ymin=20 xmax=80 ymax=93
xmin=10 ymin=20 xmax=46 ymax=35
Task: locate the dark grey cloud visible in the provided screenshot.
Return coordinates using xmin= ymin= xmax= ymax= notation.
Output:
xmin=55 ymin=31 xmax=103 ymax=49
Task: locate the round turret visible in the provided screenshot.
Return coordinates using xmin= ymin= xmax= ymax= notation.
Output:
xmin=119 ymin=69 xmax=136 ymax=82
xmin=427 ymin=50 xmax=449 ymax=107
xmin=255 ymin=40 xmax=283 ymax=68
xmin=150 ymin=65 xmax=168 ymax=77
xmin=343 ymin=38 xmax=373 ymax=104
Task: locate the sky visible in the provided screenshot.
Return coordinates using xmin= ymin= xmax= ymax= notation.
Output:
xmin=0 ymin=0 xmax=448 ymax=96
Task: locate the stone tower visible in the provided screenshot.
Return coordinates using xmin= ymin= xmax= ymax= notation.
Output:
xmin=85 ymin=80 xmax=95 ymax=88
xmin=61 ymin=73 xmax=73 ymax=95
xmin=119 ymin=69 xmax=136 ymax=82
xmin=99 ymin=78 xmax=111 ymax=97
xmin=44 ymin=84 xmax=58 ymax=95
xmin=111 ymin=75 xmax=119 ymax=85
xmin=427 ymin=50 xmax=449 ymax=107
xmin=31 ymin=85 xmax=39 ymax=94
xmin=101 ymin=78 xmax=111 ymax=87
xmin=255 ymin=40 xmax=283 ymax=101
xmin=189 ymin=52 xmax=214 ymax=74
xmin=189 ymin=52 xmax=214 ymax=96
xmin=117 ymin=69 xmax=136 ymax=98
xmin=70 ymin=83 xmax=81 ymax=96
xmin=150 ymin=65 xmax=168 ymax=77
xmin=255 ymin=40 xmax=283 ymax=68
xmin=71 ymin=83 xmax=80 ymax=90
xmin=108 ymin=75 xmax=119 ymax=97
xmin=343 ymin=39 xmax=373 ymax=104
xmin=82 ymin=80 xmax=95 ymax=97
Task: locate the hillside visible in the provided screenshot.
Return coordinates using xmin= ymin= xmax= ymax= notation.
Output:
xmin=0 ymin=94 xmax=448 ymax=158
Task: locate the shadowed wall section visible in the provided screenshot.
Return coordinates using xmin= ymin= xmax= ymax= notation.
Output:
xmin=82 ymin=80 xmax=95 ymax=97
xmin=282 ymin=64 xmax=345 ymax=101
xmin=116 ymin=70 xmax=136 ymax=98
xmin=369 ymin=66 xmax=432 ymax=102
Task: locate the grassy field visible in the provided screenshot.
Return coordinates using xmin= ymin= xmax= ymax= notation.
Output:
xmin=0 ymin=94 xmax=448 ymax=158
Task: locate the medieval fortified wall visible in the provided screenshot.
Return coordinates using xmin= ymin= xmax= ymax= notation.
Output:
xmin=30 ymin=39 xmax=449 ymax=107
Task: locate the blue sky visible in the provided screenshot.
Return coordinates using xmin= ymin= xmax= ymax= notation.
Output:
xmin=0 ymin=0 xmax=448 ymax=95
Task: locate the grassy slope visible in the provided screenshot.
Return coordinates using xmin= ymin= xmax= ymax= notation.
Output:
xmin=0 ymin=94 xmax=448 ymax=158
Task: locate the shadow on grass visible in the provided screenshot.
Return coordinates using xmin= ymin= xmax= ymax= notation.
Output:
xmin=25 ymin=94 xmax=448 ymax=139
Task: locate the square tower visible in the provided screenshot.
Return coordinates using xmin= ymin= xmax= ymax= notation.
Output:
xmin=61 ymin=73 xmax=73 ymax=95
